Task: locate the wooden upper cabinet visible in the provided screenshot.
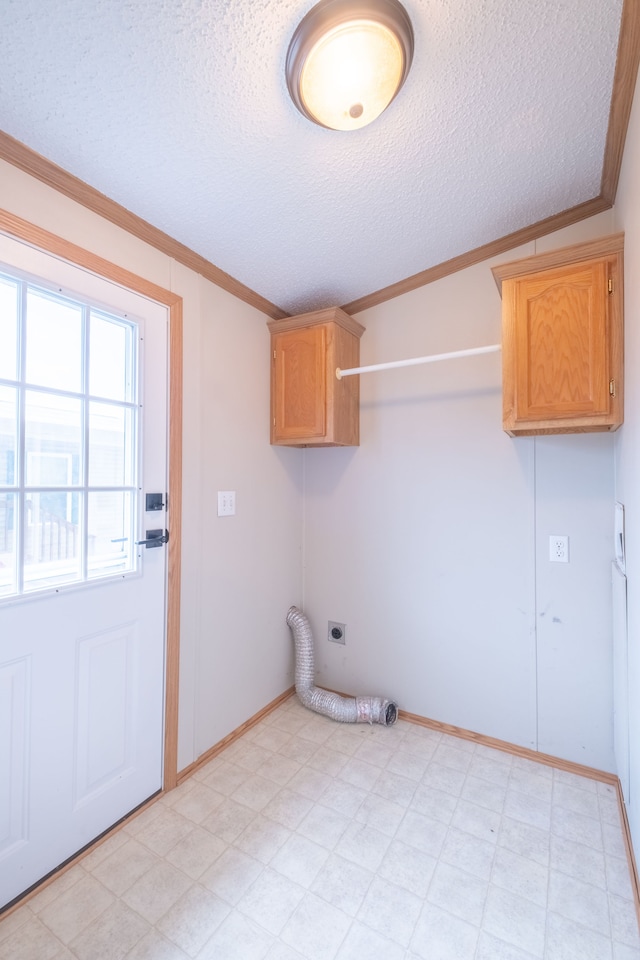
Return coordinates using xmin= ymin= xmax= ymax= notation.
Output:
xmin=268 ymin=306 xmax=365 ymax=446
xmin=492 ymin=234 xmax=624 ymax=436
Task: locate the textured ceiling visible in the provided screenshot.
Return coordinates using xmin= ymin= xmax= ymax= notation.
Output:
xmin=0 ymin=0 xmax=625 ymax=315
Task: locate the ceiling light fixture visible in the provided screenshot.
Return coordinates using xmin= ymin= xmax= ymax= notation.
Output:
xmin=286 ymin=0 xmax=414 ymax=131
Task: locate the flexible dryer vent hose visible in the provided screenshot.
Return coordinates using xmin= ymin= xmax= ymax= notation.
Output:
xmin=286 ymin=606 xmax=398 ymax=726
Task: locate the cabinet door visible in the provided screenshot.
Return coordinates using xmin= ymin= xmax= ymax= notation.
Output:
xmin=273 ymin=325 xmax=326 ymax=441
xmin=513 ymin=260 xmax=609 ymax=422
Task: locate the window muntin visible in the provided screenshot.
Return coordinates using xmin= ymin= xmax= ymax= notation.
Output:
xmin=0 ymin=269 xmax=139 ymax=599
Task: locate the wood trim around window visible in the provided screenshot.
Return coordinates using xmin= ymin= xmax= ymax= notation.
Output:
xmin=0 ymin=207 xmax=182 ymax=793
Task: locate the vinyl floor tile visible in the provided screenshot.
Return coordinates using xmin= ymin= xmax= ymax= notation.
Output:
xmin=2 ymin=697 xmax=639 ymax=960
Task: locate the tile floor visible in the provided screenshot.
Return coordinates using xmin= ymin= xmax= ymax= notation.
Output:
xmin=1 ymin=695 xmax=640 ymax=960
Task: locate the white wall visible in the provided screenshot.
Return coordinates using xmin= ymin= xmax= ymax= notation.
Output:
xmin=0 ymin=160 xmax=303 ymax=773
xmin=614 ymin=67 xmax=640 ymax=849
xmin=192 ymin=274 xmax=303 ymax=758
xmin=304 ymin=212 xmax=617 ymax=772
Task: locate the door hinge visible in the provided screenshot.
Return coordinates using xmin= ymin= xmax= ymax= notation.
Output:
xmin=608 ymin=278 xmax=613 ymax=294
xmin=273 ymin=349 xmax=276 ymax=360
xmin=610 ymin=379 xmax=616 ymax=397
xmin=273 ymin=417 xmax=276 ymax=426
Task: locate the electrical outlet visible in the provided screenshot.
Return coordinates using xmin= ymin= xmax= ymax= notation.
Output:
xmin=217 ymin=491 xmax=236 ymax=516
xmin=328 ymin=621 xmax=346 ymax=644
xmin=549 ymin=535 xmax=569 ymax=563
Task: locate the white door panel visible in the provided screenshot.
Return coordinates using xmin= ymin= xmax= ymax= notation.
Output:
xmin=0 ymin=235 xmax=168 ymax=908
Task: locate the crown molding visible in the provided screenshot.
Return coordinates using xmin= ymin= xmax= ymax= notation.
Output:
xmin=342 ymin=196 xmax=612 ymax=314
xmin=0 ymin=130 xmax=288 ymax=321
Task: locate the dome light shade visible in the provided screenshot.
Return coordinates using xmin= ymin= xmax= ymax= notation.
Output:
xmin=286 ymin=0 xmax=414 ymax=131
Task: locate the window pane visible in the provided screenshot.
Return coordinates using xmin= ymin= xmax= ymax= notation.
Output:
xmin=0 ymin=277 xmax=18 ymax=382
xmin=88 ymin=491 xmax=134 ymax=578
xmin=0 ymin=493 xmax=16 ymax=596
xmin=90 ymin=312 xmax=134 ymax=402
xmin=24 ymin=491 xmax=81 ymax=589
xmin=89 ymin=402 xmax=134 ymax=487
xmin=26 ymin=288 xmax=82 ymax=392
xmin=25 ymin=392 xmax=82 ymax=486
xmin=0 ymin=386 xmax=16 ymax=486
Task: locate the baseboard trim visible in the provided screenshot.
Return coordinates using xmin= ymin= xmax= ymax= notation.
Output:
xmin=399 ymin=709 xmax=618 ymax=784
xmin=321 ymin=689 xmax=617 ymax=783
xmin=615 ymin=781 xmax=640 ymax=932
xmin=176 ymin=686 xmax=295 ymax=785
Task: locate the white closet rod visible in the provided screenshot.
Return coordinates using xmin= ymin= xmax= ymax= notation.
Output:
xmin=336 ymin=342 xmax=502 ymax=379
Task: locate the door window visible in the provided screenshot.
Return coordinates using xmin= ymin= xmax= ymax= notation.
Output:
xmin=0 ymin=270 xmax=139 ymax=598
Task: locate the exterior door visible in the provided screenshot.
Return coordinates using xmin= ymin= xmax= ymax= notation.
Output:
xmin=0 ymin=235 xmax=169 ymax=909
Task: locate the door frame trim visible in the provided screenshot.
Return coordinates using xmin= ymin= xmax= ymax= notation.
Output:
xmin=0 ymin=207 xmax=183 ymax=790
